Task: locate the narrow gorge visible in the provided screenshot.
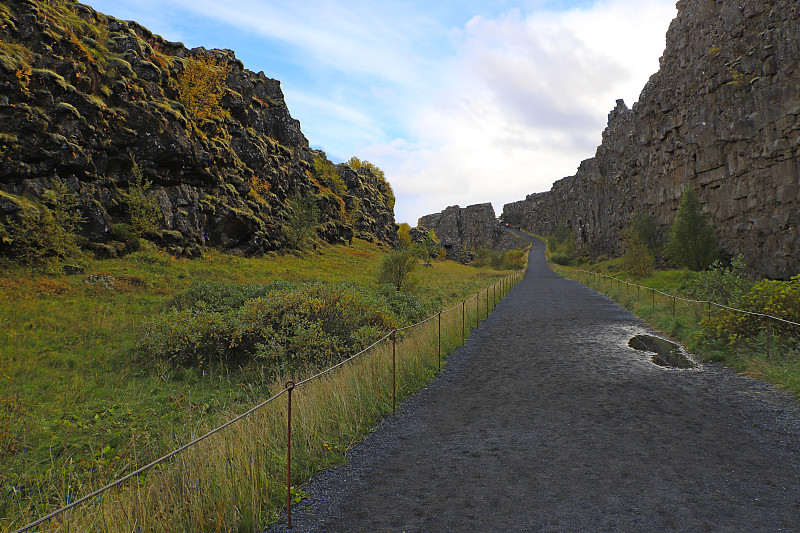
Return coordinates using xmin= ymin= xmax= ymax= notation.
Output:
xmin=500 ymin=0 xmax=799 ymax=279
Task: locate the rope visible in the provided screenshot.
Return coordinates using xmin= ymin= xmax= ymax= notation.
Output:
xmin=550 ymin=264 xmax=800 ymax=328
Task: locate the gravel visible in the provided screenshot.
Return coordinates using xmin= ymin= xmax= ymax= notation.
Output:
xmin=265 ymin=233 xmax=800 ymax=532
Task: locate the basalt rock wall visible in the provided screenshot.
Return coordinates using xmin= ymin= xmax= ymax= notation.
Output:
xmin=502 ymin=0 xmax=800 ymax=279
xmin=418 ymin=202 xmax=524 ymax=256
xmin=0 ymin=0 xmax=397 ymax=258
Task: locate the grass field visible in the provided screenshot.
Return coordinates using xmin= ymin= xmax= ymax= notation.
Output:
xmin=0 ymin=239 xmax=523 ymax=532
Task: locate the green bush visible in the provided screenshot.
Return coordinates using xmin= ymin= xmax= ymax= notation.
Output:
xmin=550 ymin=252 xmax=572 ymax=265
xmin=473 ymin=248 xmax=526 ymax=269
xmin=686 ymin=255 xmax=753 ymax=306
xmin=502 ymin=249 xmax=526 ymax=270
xmin=0 ymin=181 xmax=83 ymax=265
xmin=701 ymin=275 xmax=800 ymax=343
xmin=140 ymin=282 xmax=407 ymax=371
xmin=127 ymin=159 xmax=162 ymax=236
xmin=109 ymin=223 xmax=141 ymax=253
xmin=621 ymin=228 xmax=654 ymax=278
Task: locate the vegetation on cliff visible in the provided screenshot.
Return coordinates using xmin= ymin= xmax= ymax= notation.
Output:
xmin=0 ymin=0 xmax=398 ymax=265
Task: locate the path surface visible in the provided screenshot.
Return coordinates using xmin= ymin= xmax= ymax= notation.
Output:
xmin=267 ymin=233 xmax=800 ymax=532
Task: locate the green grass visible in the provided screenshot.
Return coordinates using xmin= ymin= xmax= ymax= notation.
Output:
xmin=0 ymin=240 xmax=521 ymax=532
xmin=550 ymin=258 xmax=800 ymax=399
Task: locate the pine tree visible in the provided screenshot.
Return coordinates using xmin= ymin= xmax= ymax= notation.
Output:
xmin=664 ymin=188 xmax=718 ymax=270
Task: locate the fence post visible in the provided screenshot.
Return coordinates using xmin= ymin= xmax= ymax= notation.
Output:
xmin=476 ymin=291 xmax=480 ymax=326
xmin=438 ymin=312 xmax=442 ymax=371
xmin=766 ymin=318 xmax=770 ymax=360
xmin=485 ymin=287 xmax=489 ymax=317
xmin=392 ymin=329 xmax=397 ymax=412
xmin=672 ymin=295 xmax=676 ymax=317
xmin=462 ymin=300 xmax=465 ymax=342
xmin=637 ymin=284 xmax=640 ymax=301
xmin=285 ymin=380 xmax=295 ymax=529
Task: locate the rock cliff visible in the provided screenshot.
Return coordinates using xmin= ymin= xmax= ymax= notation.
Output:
xmin=0 ymin=0 xmax=397 ymax=259
xmin=502 ymin=0 xmax=800 ymax=279
xmin=418 ymin=203 xmax=524 ymax=260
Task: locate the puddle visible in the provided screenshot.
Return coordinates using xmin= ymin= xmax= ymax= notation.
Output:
xmin=628 ymin=334 xmax=695 ymax=369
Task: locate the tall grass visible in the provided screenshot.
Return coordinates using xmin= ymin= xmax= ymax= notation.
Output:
xmin=2 ymin=239 xmax=523 ymax=532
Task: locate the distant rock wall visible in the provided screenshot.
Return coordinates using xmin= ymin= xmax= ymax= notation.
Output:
xmin=0 ymin=0 xmax=397 ymax=258
xmin=418 ymin=203 xmax=524 ymax=256
xmin=502 ymin=0 xmax=800 ymax=279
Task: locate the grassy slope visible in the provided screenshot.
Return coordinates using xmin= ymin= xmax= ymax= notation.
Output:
xmin=0 ymin=240 xmax=511 ymax=527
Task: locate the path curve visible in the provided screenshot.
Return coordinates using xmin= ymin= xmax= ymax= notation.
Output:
xmin=267 ymin=233 xmax=800 ymax=532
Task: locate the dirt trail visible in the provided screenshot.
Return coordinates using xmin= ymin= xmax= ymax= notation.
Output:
xmin=267 ymin=233 xmax=800 ymax=532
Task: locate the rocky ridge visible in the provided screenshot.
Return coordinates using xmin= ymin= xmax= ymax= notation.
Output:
xmin=417 ymin=203 xmax=524 ymax=262
xmin=0 ymin=0 xmax=397 ymax=259
xmin=502 ymin=0 xmax=800 ymax=279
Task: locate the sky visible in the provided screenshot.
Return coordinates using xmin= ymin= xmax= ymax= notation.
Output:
xmin=86 ymin=0 xmax=677 ymax=225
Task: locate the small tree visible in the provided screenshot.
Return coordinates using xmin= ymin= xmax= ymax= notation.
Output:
xmin=630 ymin=211 xmax=661 ymax=254
xmin=621 ymin=228 xmax=654 ymax=278
xmin=377 ymin=249 xmax=418 ymax=291
xmin=664 ymin=188 xmax=718 ymax=270
xmin=397 ymin=223 xmax=412 ymax=249
xmin=284 ymin=194 xmax=320 ymax=249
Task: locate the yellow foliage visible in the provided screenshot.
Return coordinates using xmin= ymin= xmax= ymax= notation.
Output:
xmin=177 ymin=55 xmax=230 ymax=121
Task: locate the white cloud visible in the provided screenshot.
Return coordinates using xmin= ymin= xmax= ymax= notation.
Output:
xmin=369 ymin=0 xmax=677 ymax=224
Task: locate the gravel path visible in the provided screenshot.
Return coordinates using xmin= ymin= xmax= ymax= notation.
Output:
xmin=266 ymin=233 xmax=800 ymax=532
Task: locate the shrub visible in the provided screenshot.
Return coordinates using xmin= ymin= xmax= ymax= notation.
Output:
xmin=664 ymin=188 xmax=718 ymax=270
xmin=0 ymin=181 xmax=83 ymax=265
xmin=377 ymin=249 xmax=418 ymax=291
xmin=502 ymin=249 xmax=526 ymax=270
xmin=127 ymin=158 xmax=161 ymax=236
xmin=685 ymin=255 xmax=753 ymax=306
xmin=701 ymin=275 xmax=800 ymax=343
xmin=177 ymin=54 xmax=230 ymax=121
xmin=283 ymin=194 xmax=320 ymax=249
xmin=140 ymin=282 xmax=403 ymax=370
xmin=550 ymin=252 xmax=572 ymax=265
xmin=621 ymin=228 xmax=654 ymax=278
xmin=397 ymin=223 xmax=412 ymax=249
xmin=630 ymin=211 xmax=661 ymax=254
xmin=109 ymin=223 xmax=141 ymax=253
xmin=314 ymin=156 xmax=347 ymax=197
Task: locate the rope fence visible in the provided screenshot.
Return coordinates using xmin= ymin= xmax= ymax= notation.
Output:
xmin=12 ymin=269 xmax=525 ymax=533
xmin=549 ymin=263 xmax=800 ymax=358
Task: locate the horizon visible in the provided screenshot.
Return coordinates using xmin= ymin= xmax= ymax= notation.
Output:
xmin=84 ymin=0 xmax=677 ymax=224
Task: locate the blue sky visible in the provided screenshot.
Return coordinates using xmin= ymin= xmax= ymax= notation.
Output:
xmin=86 ymin=0 xmax=677 ymax=224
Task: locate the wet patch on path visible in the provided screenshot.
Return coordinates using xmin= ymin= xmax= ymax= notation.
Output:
xmin=628 ymin=333 xmax=695 ymax=369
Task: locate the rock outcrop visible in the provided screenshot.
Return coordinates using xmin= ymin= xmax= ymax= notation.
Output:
xmin=0 ymin=0 xmax=397 ymax=259
xmin=502 ymin=0 xmax=800 ymax=279
xmin=418 ymin=203 xmax=524 ymax=261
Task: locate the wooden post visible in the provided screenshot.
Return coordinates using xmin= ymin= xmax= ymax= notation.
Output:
xmin=437 ymin=312 xmax=441 ymax=371
xmin=392 ymin=329 xmax=396 ymax=412
xmin=285 ymin=381 xmax=295 ymax=529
